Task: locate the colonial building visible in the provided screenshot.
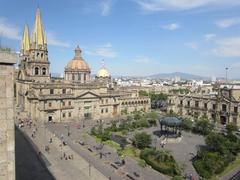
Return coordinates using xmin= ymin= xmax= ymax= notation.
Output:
xmin=168 ymin=86 xmax=240 ymax=125
xmin=16 ymin=9 xmax=150 ymax=123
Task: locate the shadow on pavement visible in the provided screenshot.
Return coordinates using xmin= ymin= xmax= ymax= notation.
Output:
xmin=15 ymin=127 xmax=55 ymax=180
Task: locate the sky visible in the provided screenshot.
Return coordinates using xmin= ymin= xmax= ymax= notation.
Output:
xmin=1 ymin=0 xmax=240 ymax=78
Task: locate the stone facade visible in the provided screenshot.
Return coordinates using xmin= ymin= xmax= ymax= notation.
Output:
xmin=168 ymin=87 xmax=240 ymax=125
xmin=0 ymin=51 xmax=17 ymax=180
xmin=16 ymin=9 xmax=150 ymax=124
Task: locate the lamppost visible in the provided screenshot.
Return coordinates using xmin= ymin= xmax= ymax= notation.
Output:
xmin=60 ymin=133 xmax=63 ymax=159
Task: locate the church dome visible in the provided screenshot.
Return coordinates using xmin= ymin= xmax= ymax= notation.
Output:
xmin=65 ymin=46 xmax=90 ymax=72
xmin=97 ymin=68 xmax=110 ymax=78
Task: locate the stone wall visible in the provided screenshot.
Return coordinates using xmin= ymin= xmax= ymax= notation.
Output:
xmin=0 ymin=51 xmax=17 ymax=180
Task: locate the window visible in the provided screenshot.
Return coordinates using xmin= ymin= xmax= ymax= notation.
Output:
xmin=68 ymin=101 xmax=71 ymax=106
xmin=105 ymin=108 xmax=108 ymax=113
xmin=222 ymin=104 xmax=227 ymax=112
xmin=68 ymin=112 xmax=71 ymax=117
xmin=72 ymin=74 xmax=75 ymax=80
xmin=62 ymin=89 xmax=66 ymax=94
xmin=78 ymin=73 xmax=81 ymax=80
xmin=63 ymin=113 xmax=65 ymax=118
xmin=101 ymin=109 xmax=104 ymax=114
xmin=62 ymin=101 xmax=65 ymax=106
xmin=233 ymin=117 xmax=237 ymax=124
xmin=187 ymin=101 xmax=190 ymax=107
xmin=213 ymin=104 xmax=216 ymax=110
xmin=42 ymin=67 xmax=46 ymax=75
xmin=41 ymin=53 xmax=43 ymax=58
xmin=204 ymin=103 xmax=207 ymax=109
xmin=50 ymin=89 xmax=54 ymax=94
xmin=84 ymin=74 xmax=86 ymax=81
xmin=195 ymin=101 xmax=199 ymax=108
xmin=35 ymin=67 xmax=39 ymax=75
xmin=180 ymin=100 xmax=183 ymax=105
xmin=48 ymin=102 xmax=52 ymax=107
xmin=106 ymin=99 xmax=108 ymax=104
xmin=234 ymin=107 xmax=238 ymax=113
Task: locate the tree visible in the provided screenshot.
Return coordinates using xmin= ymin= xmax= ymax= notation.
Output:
xmin=193 ymin=119 xmax=214 ymax=135
xmin=133 ymin=132 xmax=152 ymax=149
xmin=226 ymin=123 xmax=238 ymax=134
xmin=182 ymin=118 xmax=193 ymax=131
xmin=205 ymin=132 xmax=228 ymax=154
xmin=139 ymin=90 xmax=148 ymax=96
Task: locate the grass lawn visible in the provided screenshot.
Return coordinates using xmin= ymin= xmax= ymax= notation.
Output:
xmin=104 ymin=140 xmax=121 ymax=151
xmin=119 ymin=145 xmax=147 ymax=167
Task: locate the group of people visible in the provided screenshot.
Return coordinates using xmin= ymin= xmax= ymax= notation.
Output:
xmin=63 ymin=152 xmax=74 ymax=160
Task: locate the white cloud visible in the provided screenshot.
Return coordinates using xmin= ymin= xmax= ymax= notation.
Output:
xmin=46 ymin=32 xmax=70 ymax=48
xmin=134 ymin=56 xmax=152 ymax=64
xmin=161 ymin=23 xmax=180 ymax=30
xmin=185 ymin=42 xmax=198 ymax=50
xmin=215 ymin=17 xmax=240 ymax=28
xmin=0 ymin=17 xmax=21 ymax=40
xmin=213 ymin=37 xmax=240 ymax=57
xmin=135 ymin=0 xmax=240 ymax=11
xmin=204 ymin=33 xmax=216 ymax=41
xmin=85 ymin=42 xmax=117 ymax=58
xmin=100 ymin=0 xmax=112 ymax=16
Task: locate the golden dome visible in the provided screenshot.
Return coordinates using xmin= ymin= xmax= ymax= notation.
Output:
xmin=97 ymin=68 xmax=110 ymax=78
xmin=65 ymin=46 xmax=90 ymax=72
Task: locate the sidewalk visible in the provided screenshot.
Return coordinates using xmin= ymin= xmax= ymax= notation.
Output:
xmin=20 ymin=124 xmax=107 ymax=180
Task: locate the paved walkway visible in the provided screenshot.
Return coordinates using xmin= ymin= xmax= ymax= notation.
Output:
xmin=164 ymin=131 xmax=205 ymax=180
xmin=20 ymin=123 xmax=107 ymax=180
xmin=47 ymin=122 xmax=170 ymax=180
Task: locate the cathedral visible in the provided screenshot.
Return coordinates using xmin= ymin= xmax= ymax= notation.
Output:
xmin=16 ymin=8 xmax=150 ymax=123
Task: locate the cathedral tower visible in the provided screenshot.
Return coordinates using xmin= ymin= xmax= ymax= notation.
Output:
xmin=18 ymin=8 xmax=50 ymax=82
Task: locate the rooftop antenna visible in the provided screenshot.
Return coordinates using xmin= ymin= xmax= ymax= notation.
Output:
xmin=225 ymin=67 xmax=228 ymax=84
xmin=0 ymin=31 xmax=3 ymax=48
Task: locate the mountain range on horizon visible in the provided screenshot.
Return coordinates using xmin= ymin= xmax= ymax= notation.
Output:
xmin=147 ymin=72 xmax=211 ymax=80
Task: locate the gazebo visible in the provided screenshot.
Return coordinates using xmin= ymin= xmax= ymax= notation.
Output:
xmin=159 ymin=117 xmax=182 ymax=137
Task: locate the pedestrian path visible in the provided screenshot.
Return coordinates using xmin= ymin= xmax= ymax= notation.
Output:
xmin=21 ymin=125 xmax=107 ymax=180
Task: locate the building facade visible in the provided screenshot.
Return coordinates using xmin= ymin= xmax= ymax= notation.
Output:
xmin=0 ymin=50 xmax=17 ymax=180
xmin=16 ymin=9 xmax=150 ymax=123
xmin=168 ymin=87 xmax=240 ymax=125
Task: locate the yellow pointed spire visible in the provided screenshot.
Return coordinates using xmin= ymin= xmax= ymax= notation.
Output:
xmin=44 ymin=30 xmax=47 ymax=44
xmin=21 ymin=24 xmax=30 ymax=54
xmin=32 ymin=8 xmax=45 ymax=46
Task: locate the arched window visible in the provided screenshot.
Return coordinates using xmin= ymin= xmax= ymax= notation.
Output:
xmin=35 ymin=67 xmax=39 ymax=75
xmin=41 ymin=53 xmax=43 ymax=58
xmin=42 ymin=67 xmax=46 ymax=75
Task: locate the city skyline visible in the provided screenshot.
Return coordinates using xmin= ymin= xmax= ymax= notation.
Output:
xmin=1 ymin=0 xmax=240 ymax=78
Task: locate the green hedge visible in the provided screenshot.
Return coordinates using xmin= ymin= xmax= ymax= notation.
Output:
xmin=140 ymin=148 xmax=180 ymax=176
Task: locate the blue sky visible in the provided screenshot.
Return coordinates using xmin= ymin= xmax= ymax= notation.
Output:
xmin=1 ymin=0 xmax=240 ymax=78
